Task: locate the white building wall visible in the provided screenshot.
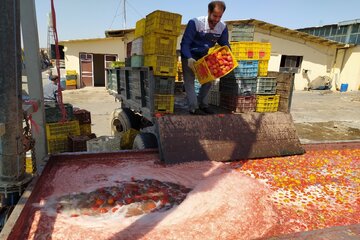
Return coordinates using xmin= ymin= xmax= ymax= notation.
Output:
xmin=62 ymin=37 xmax=125 ymax=74
xmin=254 ymin=30 xmax=337 ymax=91
xmin=340 ymin=46 xmax=360 ymax=91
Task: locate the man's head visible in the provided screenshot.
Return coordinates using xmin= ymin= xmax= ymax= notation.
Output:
xmin=208 ymin=1 xmax=226 ymax=29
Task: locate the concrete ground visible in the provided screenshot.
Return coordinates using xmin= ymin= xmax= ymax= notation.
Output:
xmin=22 ymin=70 xmax=360 ymax=143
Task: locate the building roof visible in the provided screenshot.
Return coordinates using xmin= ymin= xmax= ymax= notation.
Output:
xmin=105 ymin=28 xmax=135 ymax=37
xmin=225 ymin=19 xmax=349 ymax=48
xmin=59 ymin=19 xmax=350 ymax=48
xmin=59 ymin=36 xmax=123 ymax=44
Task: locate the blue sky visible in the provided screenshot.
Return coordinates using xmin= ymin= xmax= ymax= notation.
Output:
xmin=34 ymin=0 xmax=360 ymax=48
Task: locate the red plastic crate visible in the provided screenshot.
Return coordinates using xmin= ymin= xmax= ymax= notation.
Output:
xmin=220 ymin=94 xmax=256 ymax=113
xmin=68 ymin=134 xmax=96 ymax=152
xmin=73 ymin=109 xmax=91 ymax=124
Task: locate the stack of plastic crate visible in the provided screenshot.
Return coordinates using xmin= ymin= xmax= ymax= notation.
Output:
xmin=65 ymin=70 xmax=77 ymax=90
xmin=230 ymin=24 xmax=255 ymax=42
xmin=209 ymin=79 xmax=220 ymax=106
xmin=228 ymin=41 xmax=277 ymax=112
xmin=219 ymin=57 xmax=258 ymax=113
xmin=73 ymin=109 xmax=92 ymax=135
xmin=46 ymin=120 xmax=81 ymax=153
xmin=44 ymin=103 xmax=74 ymax=124
xmin=131 ymin=19 xmax=145 ymax=67
xmin=143 ymin=10 xmax=182 ymax=114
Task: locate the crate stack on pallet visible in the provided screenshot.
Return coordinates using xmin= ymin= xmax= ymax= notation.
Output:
xmin=67 ymin=108 xmax=96 ymax=152
xmin=65 ymin=70 xmax=77 ymax=90
xmin=44 ymin=103 xmax=79 ymax=153
xmin=142 ymin=10 xmax=182 ymax=114
xmin=130 ymin=18 xmax=145 ymax=67
xmin=45 ymin=104 xmax=97 ymax=153
xmin=217 ymin=29 xmax=277 ymax=113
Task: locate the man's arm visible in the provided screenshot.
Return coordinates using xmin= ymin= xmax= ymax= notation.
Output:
xmin=180 ymin=19 xmax=197 ymax=59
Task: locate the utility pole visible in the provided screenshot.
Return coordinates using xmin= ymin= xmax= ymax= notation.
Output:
xmin=123 ymin=0 xmax=126 ymax=29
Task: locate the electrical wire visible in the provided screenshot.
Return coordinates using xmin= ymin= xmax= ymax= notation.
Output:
xmin=125 ymin=0 xmax=144 ymax=20
xmin=109 ymin=0 xmax=123 ymax=29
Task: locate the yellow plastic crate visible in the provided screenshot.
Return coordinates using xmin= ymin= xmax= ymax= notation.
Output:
xmin=134 ymin=18 xmax=146 ymax=38
xmin=154 ymin=94 xmax=174 ymax=114
xmin=193 ymin=46 xmax=238 ymax=85
xmin=144 ymin=55 xmax=177 ymax=77
xmin=80 ymin=123 xmax=92 ymax=135
xmin=66 ymin=79 xmax=77 ymax=86
xmin=230 ymin=42 xmax=272 ymax=61
xmin=256 ymin=95 xmax=280 ymax=112
xmin=143 ymin=33 xmax=177 ymax=56
xmin=120 ymin=128 xmax=139 ymax=150
xmin=258 ymin=43 xmax=271 ymax=60
xmin=47 ymin=136 xmax=68 ymax=153
xmin=66 ymin=70 xmax=77 ymax=75
xmin=230 ymin=42 xmax=260 ymax=60
xmin=46 ymin=120 xmax=80 ymax=140
xmin=258 ymin=60 xmax=269 ymax=77
xmin=145 ymin=10 xmax=182 ymax=36
xmin=25 ymin=152 xmax=34 ymax=174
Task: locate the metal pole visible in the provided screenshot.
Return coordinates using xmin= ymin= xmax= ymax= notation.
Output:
xmin=20 ymin=0 xmax=48 ymax=168
xmin=0 ymin=0 xmax=25 ymax=181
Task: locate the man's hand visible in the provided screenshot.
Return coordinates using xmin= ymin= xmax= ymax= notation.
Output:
xmin=187 ymin=58 xmax=196 ymax=72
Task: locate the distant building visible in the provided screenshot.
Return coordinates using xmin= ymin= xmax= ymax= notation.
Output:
xmin=297 ymin=19 xmax=360 ymax=45
xmin=59 ymin=18 xmax=360 ymax=91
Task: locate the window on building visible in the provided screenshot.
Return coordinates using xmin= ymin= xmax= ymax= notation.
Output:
xmin=279 ymin=55 xmax=303 ymax=73
xmin=349 ymin=34 xmax=359 ymax=44
xmin=325 ymin=27 xmax=331 ymax=36
xmin=351 ymin=24 xmax=359 ymax=33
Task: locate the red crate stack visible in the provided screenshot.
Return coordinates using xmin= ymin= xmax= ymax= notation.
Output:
xmin=220 ymin=93 xmax=256 ymax=113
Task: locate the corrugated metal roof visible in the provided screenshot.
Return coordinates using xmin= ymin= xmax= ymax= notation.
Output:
xmin=225 ymin=19 xmax=349 ymax=48
xmin=105 ymin=28 xmax=135 ymax=37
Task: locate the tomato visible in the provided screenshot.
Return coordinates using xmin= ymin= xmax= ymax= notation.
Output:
xmin=107 ymin=198 xmax=115 ymax=205
xmin=70 ymin=214 xmax=79 ymax=217
xmin=112 ymin=207 xmax=118 ymax=213
xmin=124 ymin=197 xmax=134 ymax=204
xmin=96 ymin=199 xmax=104 ymax=206
xmin=99 ymin=208 xmax=108 ymax=213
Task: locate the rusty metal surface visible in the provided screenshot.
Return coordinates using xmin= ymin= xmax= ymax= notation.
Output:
xmin=303 ymin=141 xmax=360 ymax=151
xmin=264 ymin=224 xmax=360 ymax=240
xmin=156 ymin=112 xmax=305 ymax=164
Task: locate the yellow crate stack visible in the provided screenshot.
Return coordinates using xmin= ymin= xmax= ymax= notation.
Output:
xmin=46 ymin=120 xmax=81 ymax=153
xmin=65 ymin=69 xmax=77 ymax=89
xmin=134 ymin=18 xmax=146 ymax=38
xmin=142 ymin=10 xmax=182 ymax=114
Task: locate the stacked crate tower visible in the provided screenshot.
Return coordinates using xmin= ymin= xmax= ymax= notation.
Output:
xmin=65 ymin=70 xmax=77 ymax=90
xmin=44 ymin=104 xmax=81 ymax=153
xmin=142 ymin=10 xmax=182 ymax=114
xmin=219 ymin=24 xmax=277 ymax=113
